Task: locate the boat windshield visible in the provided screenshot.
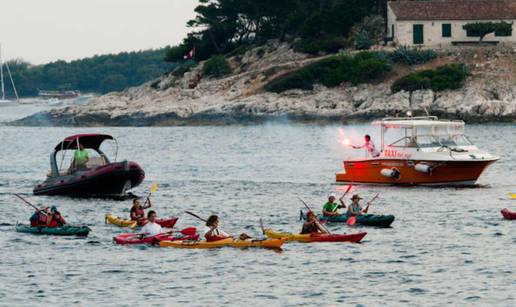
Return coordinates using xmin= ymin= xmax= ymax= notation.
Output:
xmin=385 ymin=123 xmax=472 ymax=149
xmin=55 ymin=141 xmax=117 ymax=175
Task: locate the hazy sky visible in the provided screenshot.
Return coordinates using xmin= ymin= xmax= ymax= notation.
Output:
xmin=0 ymin=0 xmax=199 ymax=64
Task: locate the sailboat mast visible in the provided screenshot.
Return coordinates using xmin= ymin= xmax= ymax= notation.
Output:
xmin=0 ymin=43 xmax=5 ymax=100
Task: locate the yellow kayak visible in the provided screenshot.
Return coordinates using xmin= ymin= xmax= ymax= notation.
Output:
xmin=105 ymin=214 xmax=137 ymax=229
xmin=265 ymin=229 xmax=367 ymax=243
xmin=159 ymin=237 xmax=284 ymax=249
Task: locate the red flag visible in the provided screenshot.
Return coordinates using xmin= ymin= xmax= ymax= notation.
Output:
xmin=183 ymin=47 xmax=196 ymax=60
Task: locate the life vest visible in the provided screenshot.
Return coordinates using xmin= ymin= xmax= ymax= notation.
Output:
xmin=47 ymin=212 xmax=65 ymax=228
xmin=130 ymin=207 xmax=145 ymax=220
xmin=30 ymin=212 xmax=47 ymax=227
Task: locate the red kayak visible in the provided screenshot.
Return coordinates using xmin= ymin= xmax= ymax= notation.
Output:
xmin=141 ymin=217 xmax=178 ymax=228
xmin=501 ymin=208 xmax=516 ymax=220
xmin=265 ymin=229 xmax=367 ymax=243
xmin=114 ymin=231 xmax=199 ymax=245
xmin=309 ymin=232 xmax=367 ymax=243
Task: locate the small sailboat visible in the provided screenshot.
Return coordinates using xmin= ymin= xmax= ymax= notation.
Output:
xmin=0 ymin=44 xmax=19 ymax=105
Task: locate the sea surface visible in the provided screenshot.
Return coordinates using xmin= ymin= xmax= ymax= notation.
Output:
xmin=0 ymin=105 xmax=514 ymax=306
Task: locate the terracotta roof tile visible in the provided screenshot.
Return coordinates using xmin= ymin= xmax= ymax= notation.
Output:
xmin=389 ymin=0 xmax=516 ymax=20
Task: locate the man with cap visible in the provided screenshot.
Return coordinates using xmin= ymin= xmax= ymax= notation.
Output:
xmin=46 ymin=206 xmax=67 ymax=227
xmin=322 ymin=193 xmax=346 ymax=217
xmin=347 ymin=194 xmax=364 ymax=217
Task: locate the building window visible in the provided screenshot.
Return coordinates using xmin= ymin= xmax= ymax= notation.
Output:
xmin=413 ymin=24 xmax=424 ymax=44
xmin=442 ymin=24 xmax=452 ymax=37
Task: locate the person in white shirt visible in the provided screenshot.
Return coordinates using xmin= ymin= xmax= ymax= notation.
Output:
xmin=204 ymin=215 xmax=230 ymax=242
xmin=140 ymin=210 xmax=163 ymax=236
xmin=352 ymin=134 xmax=380 ymax=157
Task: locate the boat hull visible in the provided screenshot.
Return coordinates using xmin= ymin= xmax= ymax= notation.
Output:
xmin=34 ymin=161 xmax=144 ymax=198
xmin=336 ymin=159 xmax=496 ymax=186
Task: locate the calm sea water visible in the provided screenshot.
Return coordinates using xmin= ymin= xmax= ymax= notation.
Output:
xmin=0 ymin=105 xmax=515 ymax=306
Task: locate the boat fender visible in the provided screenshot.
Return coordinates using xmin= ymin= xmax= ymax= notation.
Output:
xmin=414 ymin=163 xmax=432 ymax=174
xmin=380 ymin=168 xmax=401 ymax=179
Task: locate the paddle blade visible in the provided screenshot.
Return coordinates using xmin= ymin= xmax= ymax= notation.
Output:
xmin=347 ymin=216 xmax=356 ymax=226
xmin=180 ymin=227 xmax=197 ymax=235
xmin=345 ymin=185 xmax=353 ymax=194
xmin=509 ymin=193 xmax=516 ymax=199
xmin=150 ymin=182 xmax=158 ymax=193
xmin=259 ymin=218 xmax=265 ymax=235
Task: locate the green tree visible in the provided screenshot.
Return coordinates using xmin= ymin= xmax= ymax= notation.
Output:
xmin=463 ymin=21 xmax=513 ymax=42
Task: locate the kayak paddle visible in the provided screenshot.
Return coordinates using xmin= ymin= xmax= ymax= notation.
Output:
xmin=140 ymin=227 xmax=197 ymax=239
xmin=143 ymin=182 xmax=158 ymax=207
xmin=185 ymin=211 xmax=207 ymax=222
xmin=363 ymin=193 xmax=380 ymax=214
xmin=14 ymin=194 xmax=48 ymax=216
xmin=297 ymin=197 xmax=332 ymax=234
xmin=259 ymin=218 xmax=265 ymax=235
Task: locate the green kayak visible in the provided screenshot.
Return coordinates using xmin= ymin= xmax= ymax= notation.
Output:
xmin=301 ymin=211 xmax=395 ymax=228
xmin=15 ymin=224 xmax=91 ymax=236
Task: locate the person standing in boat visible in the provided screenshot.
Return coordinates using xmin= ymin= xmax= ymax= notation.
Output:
xmin=352 ymin=135 xmax=380 ymax=158
xmin=73 ymin=144 xmax=89 ymax=171
xmin=322 ymin=193 xmax=346 ymax=217
xmin=347 ymin=194 xmax=365 ymax=217
xmin=130 ymin=197 xmax=152 ymax=225
xmin=301 ymin=211 xmax=328 ymax=234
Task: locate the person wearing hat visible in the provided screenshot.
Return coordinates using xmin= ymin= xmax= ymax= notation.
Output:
xmin=46 ymin=206 xmax=67 ymax=228
xmin=301 ymin=211 xmax=328 ymax=234
xmin=322 ymin=193 xmax=346 ymax=217
xmin=347 ymin=194 xmax=364 ymax=217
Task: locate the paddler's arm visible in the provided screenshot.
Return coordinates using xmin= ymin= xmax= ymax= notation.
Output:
xmin=314 ymin=220 xmax=328 ymax=234
xmin=338 ymin=196 xmax=346 ymax=209
xmin=143 ymin=198 xmax=152 ymax=209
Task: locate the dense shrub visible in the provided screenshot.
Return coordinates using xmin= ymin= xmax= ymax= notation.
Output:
xmin=202 ymin=55 xmax=232 ymax=78
xmin=391 ymin=64 xmax=468 ymax=93
xmin=171 ymin=60 xmax=197 ymax=77
xmin=265 ymin=52 xmax=391 ymax=93
xmin=294 ymin=36 xmax=347 ymax=55
xmin=388 ymin=46 xmax=437 ymax=65
xmin=353 ymin=31 xmax=374 ymax=50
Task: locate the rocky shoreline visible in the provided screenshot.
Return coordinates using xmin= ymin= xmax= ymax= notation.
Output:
xmin=13 ymin=43 xmax=516 ymax=126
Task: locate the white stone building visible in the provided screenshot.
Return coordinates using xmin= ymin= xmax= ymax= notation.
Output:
xmin=387 ymin=0 xmax=516 ymax=46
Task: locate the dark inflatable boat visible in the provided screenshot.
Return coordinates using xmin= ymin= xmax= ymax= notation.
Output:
xmin=33 ymin=134 xmax=145 ymax=198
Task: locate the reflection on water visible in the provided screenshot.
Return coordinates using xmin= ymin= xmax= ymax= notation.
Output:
xmin=0 ymin=113 xmax=515 ymax=305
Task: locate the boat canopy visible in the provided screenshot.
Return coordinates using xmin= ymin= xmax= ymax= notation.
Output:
xmin=373 ymin=116 xmax=465 ymax=129
xmin=374 ymin=117 xmax=470 ymax=149
xmin=54 ymin=134 xmax=114 ymax=151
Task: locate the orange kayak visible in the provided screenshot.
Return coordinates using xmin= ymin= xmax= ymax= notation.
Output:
xmin=159 ymin=238 xmax=284 ymax=249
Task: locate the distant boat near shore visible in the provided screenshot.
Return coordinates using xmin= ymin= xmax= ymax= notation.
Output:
xmin=38 ymin=89 xmax=81 ymax=99
xmin=0 ymin=43 xmax=19 ymax=105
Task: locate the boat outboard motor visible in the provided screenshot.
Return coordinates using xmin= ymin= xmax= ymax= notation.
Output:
xmin=415 ymin=163 xmax=433 ymax=174
xmin=381 ymin=168 xmax=401 ymax=179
